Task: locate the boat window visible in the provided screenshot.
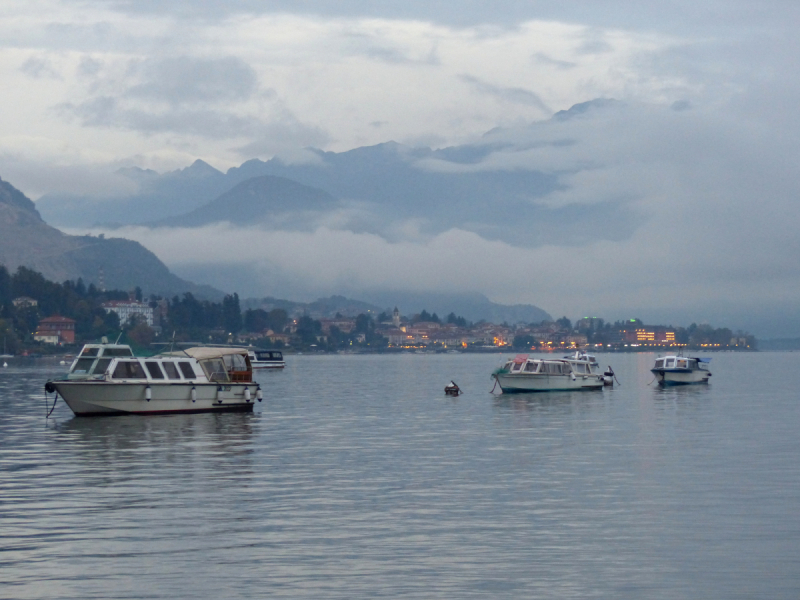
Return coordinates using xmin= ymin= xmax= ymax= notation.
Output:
xmin=71 ymin=358 xmax=95 ymax=374
xmin=511 ymin=362 xmax=523 ymax=372
xmin=162 ymin=362 xmax=181 ymax=379
xmin=523 ymin=361 xmax=537 ymax=372
xmin=655 ymin=359 xmax=664 ymax=369
xmin=144 ymin=361 xmax=165 ymax=379
xmin=91 ymin=358 xmax=112 ymax=375
xmin=688 ymin=359 xmax=697 ymax=369
xmin=200 ymin=358 xmax=230 ymax=383
xmin=112 ymin=360 xmax=146 ymax=379
xmin=503 ymin=362 xmax=513 ymax=370
xmin=677 ymin=359 xmax=687 ymax=369
xmin=573 ymin=363 xmax=587 ymax=374
xmin=105 ymin=347 xmax=134 ymax=357
xmin=178 ymin=362 xmax=195 ymax=379
xmin=272 ymin=352 xmax=282 ymax=360
xmin=80 ymin=347 xmax=99 ymax=357
xmin=665 ymin=358 xmax=675 ymax=368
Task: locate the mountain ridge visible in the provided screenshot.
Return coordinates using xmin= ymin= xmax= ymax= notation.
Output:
xmin=0 ymin=176 xmax=223 ymax=299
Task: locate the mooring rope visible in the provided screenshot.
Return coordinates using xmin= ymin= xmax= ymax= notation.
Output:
xmin=45 ymin=390 xmax=59 ymax=418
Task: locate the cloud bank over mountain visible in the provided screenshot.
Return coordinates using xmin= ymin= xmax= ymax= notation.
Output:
xmin=2 ymin=1 xmax=799 ymax=335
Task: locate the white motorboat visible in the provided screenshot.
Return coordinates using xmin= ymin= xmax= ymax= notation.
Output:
xmin=248 ymin=348 xmax=285 ymax=369
xmin=564 ymin=350 xmax=598 ymax=367
xmin=45 ymin=343 xmax=262 ymax=416
xmin=492 ymin=353 xmax=604 ymax=393
xmin=651 ymin=355 xmax=711 ymax=386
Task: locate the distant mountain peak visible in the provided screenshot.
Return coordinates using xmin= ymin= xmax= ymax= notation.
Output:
xmin=0 ymin=176 xmax=42 ymax=221
xmin=178 ymin=159 xmax=223 ymax=178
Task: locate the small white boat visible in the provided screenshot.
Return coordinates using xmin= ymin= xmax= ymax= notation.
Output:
xmin=248 ymin=348 xmax=285 ymax=369
xmin=492 ymin=353 xmax=604 ymax=393
xmin=564 ymin=350 xmax=598 ymax=367
xmin=45 ymin=343 xmax=262 ymax=416
xmin=651 ymin=355 xmax=711 ymax=386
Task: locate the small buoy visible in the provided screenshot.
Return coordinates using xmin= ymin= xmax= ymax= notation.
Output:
xmin=191 ymin=386 xmax=197 ymax=402
xmin=145 ymin=385 xmax=151 ymax=401
xmin=2 ymin=362 xmax=7 ymax=368
xmin=59 ymin=360 xmax=66 ymax=366
xmin=256 ymin=386 xmax=263 ymax=402
xmin=244 ymin=387 xmax=251 ymax=402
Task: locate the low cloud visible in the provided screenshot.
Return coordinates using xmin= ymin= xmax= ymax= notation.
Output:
xmin=20 ymin=56 xmax=63 ymax=79
xmin=126 ymin=56 xmax=259 ymax=105
xmin=77 ymin=218 xmax=800 ymax=336
xmin=459 ymin=74 xmax=552 ymax=114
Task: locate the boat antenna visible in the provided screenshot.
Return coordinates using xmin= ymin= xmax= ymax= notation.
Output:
xmin=114 ymin=331 xmax=123 ymax=345
xmin=168 ymin=331 xmax=176 ymax=353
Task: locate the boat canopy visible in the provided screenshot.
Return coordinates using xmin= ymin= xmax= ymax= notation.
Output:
xmin=162 ymin=347 xmax=249 ymax=360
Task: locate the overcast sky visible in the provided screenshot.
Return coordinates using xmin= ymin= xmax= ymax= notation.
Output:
xmin=2 ymin=1 xmax=799 ymax=335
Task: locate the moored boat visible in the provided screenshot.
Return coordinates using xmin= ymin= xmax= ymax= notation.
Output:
xmin=248 ymin=348 xmax=285 ymax=369
xmin=651 ymin=355 xmax=711 ymax=386
xmin=45 ymin=343 xmax=262 ymax=416
xmin=492 ymin=353 xmax=604 ymax=393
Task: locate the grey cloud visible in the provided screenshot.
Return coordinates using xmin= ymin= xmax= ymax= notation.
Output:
xmin=20 ymin=56 xmax=62 ymax=79
xmin=126 ymin=57 xmax=259 ymax=105
xmin=341 ymin=31 xmax=440 ymax=65
xmin=0 ymin=154 xmax=139 ymax=200
xmin=232 ymin=121 xmax=331 ymax=157
xmin=79 ymin=0 xmax=800 ymax=34
xmin=58 ymin=96 xmax=263 ymax=139
xmin=575 ymin=31 xmax=613 ymax=55
xmin=77 ymin=56 xmax=104 ymax=78
xmin=459 ymin=75 xmax=551 ymax=113
xmin=531 ymin=52 xmax=576 ymax=70
xmin=52 ymin=55 xmax=311 ymax=144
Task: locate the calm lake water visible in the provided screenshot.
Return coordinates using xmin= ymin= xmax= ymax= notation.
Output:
xmin=1 ymin=352 xmax=799 ymax=599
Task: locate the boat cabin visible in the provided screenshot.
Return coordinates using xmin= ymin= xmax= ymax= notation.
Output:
xmin=68 ymin=344 xmax=135 ymax=379
xmin=653 ymin=356 xmax=710 ymax=371
xmin=502 ymin=358 xmax=573 ymax=375
xmin=67 ymin=344 xmax=254 ymax=383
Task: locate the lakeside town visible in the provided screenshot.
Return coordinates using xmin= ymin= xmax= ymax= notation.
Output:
xmin=1 ymin=266 xmax=755 ymax=356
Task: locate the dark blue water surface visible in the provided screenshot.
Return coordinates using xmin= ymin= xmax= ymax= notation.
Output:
xmin=1 ymin=352 xmax=799 ymax=599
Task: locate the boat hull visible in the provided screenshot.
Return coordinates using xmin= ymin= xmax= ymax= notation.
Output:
xmin=651 ymin=369 xmax=710 ymax=386
xmin=495 ymin=373 xmax=603 ymax=393
xmin=51 ymin=381 xmax=257 ymax=416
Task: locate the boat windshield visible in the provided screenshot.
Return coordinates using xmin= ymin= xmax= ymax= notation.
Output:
xmin=80 ymin=347 xmax=99 ymax=357
xmin=655 ymin=358 xmax=665 ymax=369
xmin=523 ymin=361 xmax=538 ymax=372
xmin=71 ymin=357 xmax=95 ymax=375
xmin=200 ymin=358 xmax=230 ymax=383
xmin=91 ymin=358 xmax=112 ymax=375
xmin=104 ymin=347 xmax=134 ymax=357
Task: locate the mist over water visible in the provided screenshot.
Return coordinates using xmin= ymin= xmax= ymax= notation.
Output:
xmin=2 ymin=352 xmax=799 ymax=599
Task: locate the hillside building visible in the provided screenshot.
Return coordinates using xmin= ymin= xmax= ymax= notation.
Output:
xmin=34 ymin=316 xmax=75 ymax=344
